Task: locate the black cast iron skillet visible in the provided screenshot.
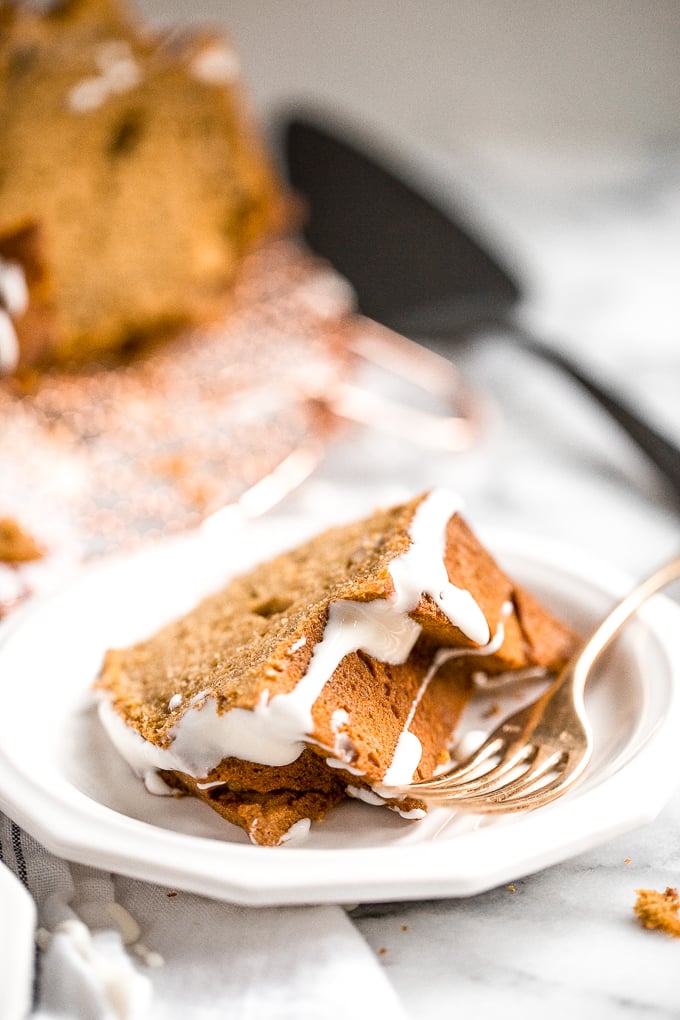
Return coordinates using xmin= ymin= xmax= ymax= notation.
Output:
xmin=281 ymin=114 xmax=680 ymax=504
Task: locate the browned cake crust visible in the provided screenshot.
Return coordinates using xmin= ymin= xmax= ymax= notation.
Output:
xmin=96 ymin=492 xmax=578 ymax=845
xmin=0 ymin=0 xmax=288 ymax=369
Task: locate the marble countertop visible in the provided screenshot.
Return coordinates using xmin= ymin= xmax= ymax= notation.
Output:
xmin=278 ymin=147 xmax=680 ymax=1017
xmin=320 ymin=380 xmax=680 ymax=1017
xmin=2 ymin=143 xmax=679 ymax=1018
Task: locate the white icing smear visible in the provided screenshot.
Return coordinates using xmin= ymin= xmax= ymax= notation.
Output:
xmin=391 ymin=805 xmax=426 ymax=820
xmin=169 ymin=693 xmax=309 ymax=771
xmin=0 ymin=257 xmax=29 ymax=317
xmin=324 ymin=757 xmax=363 ymax=776
xmin=0 ymin=258 xmax=28 ymax=374
xmin=143 ymin=770 xmax=173 ymax=796
xmin=380 ymin=603 xmax=513 ymax=787
xmin=0 ymin=310 xmax=19 ymax=374
xmin=277 ymin=818 xmax=311 ymax=846
xmin=68 ymin=40 xmax=142 ymax=112
xmin=330 ymin=708 xmax=349 ymax=732
xmin=389 ymin=488 xmax=489 ymax=646
xmin=101 ymin=489 xmax=490 ymax=786
xmin=382 ymin=730 xmax=423 ymax=787
xmin=96 ymin=41 xmax=142 ymax=88
xmin=346 ymin=785 xmax=386 ymax=806
xmin=330 ymin=707 xmax=357 ymax=762
xmin=98 ymin=692 xmax=307 ymax=776
xmin=190 ymin=42 xmax=240 ymax=84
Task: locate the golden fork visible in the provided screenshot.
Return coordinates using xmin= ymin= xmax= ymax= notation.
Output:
xmin=393 ymin=553 xmax=680 ymax=814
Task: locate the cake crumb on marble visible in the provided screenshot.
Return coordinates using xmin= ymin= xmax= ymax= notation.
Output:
xmin=634 ymin=887 xmax=680 ymax=937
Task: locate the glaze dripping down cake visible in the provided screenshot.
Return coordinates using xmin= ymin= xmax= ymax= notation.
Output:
xmin=0 ymin=0 xmax=287 ymax=371
xmin=95 ymin=490 xmax=577 ymax=846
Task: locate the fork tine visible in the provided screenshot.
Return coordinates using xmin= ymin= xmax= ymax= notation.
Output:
xmin=500 ymin=749 xmax=591 ymax=809
xmin=430 ymin=746 xmax=567 ymax=804
xmin=407 ymin=695 xmax=549 ymax=798
xmin=438 ymin=734 xmax=507 ymax=781
xmin=431 ymin=750 xmax=588 ymax=814
xmin=407 ymin=733 xmax=507 ymax=795
xmin=449 ymin=772 xmax=577 ymax=814
xmin=413 ymin=743 xmax=535 ymax=798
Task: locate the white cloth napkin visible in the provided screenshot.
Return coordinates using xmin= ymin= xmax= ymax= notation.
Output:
xmin=1 ymin=814 xmax=408 ymax=1020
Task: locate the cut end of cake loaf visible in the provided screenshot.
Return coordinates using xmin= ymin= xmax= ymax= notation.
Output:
xmin=0 ymin=0 xmax=290 ymax=372
xmin=95 ymin=489 xmax=578 ymax=846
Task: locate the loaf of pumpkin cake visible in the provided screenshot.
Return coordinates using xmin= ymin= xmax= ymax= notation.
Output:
xmin=95 ymin=490 xmax=577 ymax=845
xmin=0 ymin=0 xmax=287 ymax=372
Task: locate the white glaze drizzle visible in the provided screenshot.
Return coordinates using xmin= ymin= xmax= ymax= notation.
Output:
xmin=276 ymin=818 xmax=311 ymax=845
xmin=387 ymin=488 xmax=489 ymax=646
xmin=142 ymin=770 xmax=173 ymax=796
xmin=346 ymin=785 xmax=386 ymax=807
xmin=0 ymin=257 xmax=29 ymax=316
xmin=346 ymin=783 xmax=427 ymax=818
xmin=99 ymin=490 xmax=490 ymax=787
xmin=379 ymin=602 xmax=512 ymax=787
xmin=330 ymin=707 xmax=357 ymax=762
xmin=0 ymin=258 xmax=28 ymax=374
xmin=472 ymin=664 xmax=548 ymax=689
xmin=0 ymin=311 xmax=19 ymax=374
xmin=390 ymin=804 xmax=427 ymax=820
xmin=98 ymin=701 xmax=176 ymax=793
xmin=190 ymin=42 xmax=240 ymax=84
xmin=68 ymin=40 xmax=142 ymax=112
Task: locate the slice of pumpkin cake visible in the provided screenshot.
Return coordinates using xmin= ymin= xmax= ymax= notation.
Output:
xmin=95 ymin=490 xmax=577 ymax=845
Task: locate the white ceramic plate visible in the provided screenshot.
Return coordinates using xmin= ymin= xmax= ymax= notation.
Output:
xmin=0 ymin=512 xmax=679 ymax=907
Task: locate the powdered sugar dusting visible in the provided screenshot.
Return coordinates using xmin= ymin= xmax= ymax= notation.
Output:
xmin=0 ymin=240 xmax=352 ymax=613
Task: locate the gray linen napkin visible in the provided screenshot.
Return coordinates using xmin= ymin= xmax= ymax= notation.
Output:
xmin=1 ymin=814 xmax=408 ymax=1020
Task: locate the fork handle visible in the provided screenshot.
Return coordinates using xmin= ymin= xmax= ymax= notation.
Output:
xmin=571 ymin=553 xmax=680 ymax=693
